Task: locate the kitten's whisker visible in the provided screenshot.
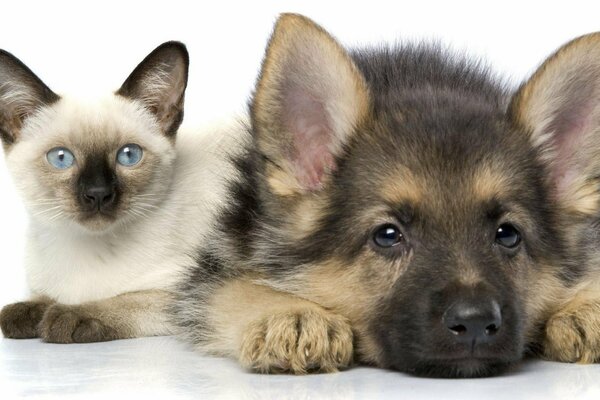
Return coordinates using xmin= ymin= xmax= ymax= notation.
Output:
xmin=47 ymin=211 xmax=64 ymax=222
xmin=139 ymin=202 xmax=160 ymax=208
xmin=32 ymin=205 xmax=63 ymax=217
xmin=29 ymin=201 xmax=61 ymax=207
xmin=137 ymin=207 xmax=155 ymax=217
xmin=128 ymin=208 xmax=145 ymax=219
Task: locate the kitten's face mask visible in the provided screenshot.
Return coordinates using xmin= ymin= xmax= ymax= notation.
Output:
xmin=0 ymin=42 xmax=189 ymax=232
xmin=10 ymin=97 xmax=179 ymax=231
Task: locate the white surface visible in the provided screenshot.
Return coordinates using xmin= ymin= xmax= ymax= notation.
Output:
xmin=1 ymin=336 xmax=599 ymax=400
xmin=2 ymin=1 xmax=600 ymax=398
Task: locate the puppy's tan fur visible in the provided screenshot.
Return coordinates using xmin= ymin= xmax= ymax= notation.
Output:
xmin=205 ymin=280 xmax=353 ymax=374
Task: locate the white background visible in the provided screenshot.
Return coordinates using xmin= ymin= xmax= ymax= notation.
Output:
xmin=2 ymin=0 xmax=600 ymax=306
xmin=1 ymin=1 xmax=600 ymax=399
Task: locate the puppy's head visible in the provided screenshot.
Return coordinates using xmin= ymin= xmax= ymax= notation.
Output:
xmin=249 ymin=14 xmax=590 ymax=377
xmin=0 ymin=42 xmax=188 ymax=232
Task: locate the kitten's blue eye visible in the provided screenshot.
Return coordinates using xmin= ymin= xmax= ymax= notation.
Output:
xmin=46 ymin=147 xmax=75 ymax=169
xmin=117 ymin=144 xmax=143 ymax=166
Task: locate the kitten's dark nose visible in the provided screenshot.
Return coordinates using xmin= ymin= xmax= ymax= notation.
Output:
xmin=443 ymin=299 xmax=502 ymax=345
xmin=82 ymin=186 xmax=116 ymax=210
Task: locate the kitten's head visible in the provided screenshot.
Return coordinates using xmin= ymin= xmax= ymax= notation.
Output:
xmin=0 ymin=42 xmax=189 ymax=232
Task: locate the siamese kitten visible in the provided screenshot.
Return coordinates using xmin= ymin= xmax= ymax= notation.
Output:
xmin=0 ymin=42 xmax=240 ymax=343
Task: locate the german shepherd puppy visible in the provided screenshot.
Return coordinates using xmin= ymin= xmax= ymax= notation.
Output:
xmin=176 ymin=14 xmax=596 ymax=377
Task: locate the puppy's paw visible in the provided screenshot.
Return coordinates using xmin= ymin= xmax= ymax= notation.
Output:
xmin=0 ymin=301 xmax=49 ymax=339
xmin=239 ymin=308 xmax=353 ymax=374
xmin=40 ymin=304 xmax=119 ymax=344
xmin=544 ymin=304 xmax=600 ymax=364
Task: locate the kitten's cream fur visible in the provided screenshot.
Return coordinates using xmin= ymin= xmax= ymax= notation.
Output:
xmin=16 ymin=107 xmax=240 ymax=305
xmin=0 ymin=42 xmax=244 ymax=342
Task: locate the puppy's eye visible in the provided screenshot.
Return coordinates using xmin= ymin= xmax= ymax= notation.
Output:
xmin=495 ymin=223 xmax=521 ymax=248
xmin=117 ymin=144 xmax=143 ymax=166
xmin=373 ymin=224 xmax=404 ymax=248
xmin=47 ymin=147 xmax=75 ymax=169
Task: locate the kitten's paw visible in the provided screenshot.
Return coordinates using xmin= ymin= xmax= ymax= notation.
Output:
xmin=40 ymin=304 xmax=119 ymax=343
xmin=240 ymin=308 xmax=353 ymax=374
xmin=544 ymin=303 xmax=600 ymax=364
xmin=0 ymin=301 xmax=49 ymax=338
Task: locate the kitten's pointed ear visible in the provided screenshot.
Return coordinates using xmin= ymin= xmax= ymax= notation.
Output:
xmin=510 ymin=32 xmax=600 ymax=214
xmin=0 ymin=50 xmax=59 ymax=147
xmin=252 ymin=13 xmax=371 ymax=195
xmin=117 ymin=41 xmax=189 ymax=137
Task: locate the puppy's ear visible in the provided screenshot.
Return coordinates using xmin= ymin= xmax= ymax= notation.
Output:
xmin=0 ymin=50 xmax=59 ymax=147
xmin=510 ymin=33 xmax=600 ymax=214
xmin=252 ymin=13 xmax=370 ymax=196
xmin=117 ymin=41 xmax=189 ymax=137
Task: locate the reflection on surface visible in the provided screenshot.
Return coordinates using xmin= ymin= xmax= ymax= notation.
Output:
xmin=1 ymin=337 xmax=600 ymax=399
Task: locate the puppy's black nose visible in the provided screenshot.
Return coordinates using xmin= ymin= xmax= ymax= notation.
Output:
xmin=82 ymin=186 xmax=116 ymax=210
xmin=443 ymin=300 xmax=502 ymax=344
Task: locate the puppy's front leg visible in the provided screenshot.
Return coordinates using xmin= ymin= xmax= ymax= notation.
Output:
xmin=39 ymin=289 xmax=175 ymax=343
xmin=205 ymin=280 xmax=353 ymax=374
xmin=544 ymin=290 xmax=600 ymax=363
